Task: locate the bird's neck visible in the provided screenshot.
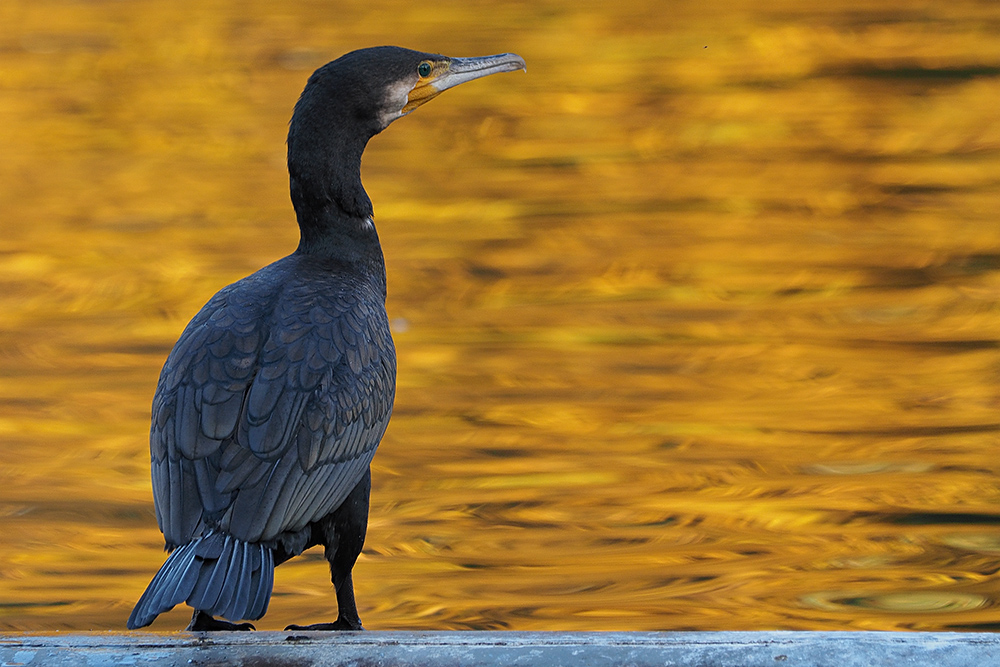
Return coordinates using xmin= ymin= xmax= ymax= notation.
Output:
xmin=292 ymin=208 xmax=388 ymax=298
xmin=288 ymin=131 xmax=387 ymax=295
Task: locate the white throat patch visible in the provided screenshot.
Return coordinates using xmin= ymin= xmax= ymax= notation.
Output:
xmin=378 ymin=79 xmax=417 ymax=129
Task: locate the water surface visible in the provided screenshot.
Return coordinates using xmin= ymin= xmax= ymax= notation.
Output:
xmin=1 ymin=0 xmax=1000 ymax=631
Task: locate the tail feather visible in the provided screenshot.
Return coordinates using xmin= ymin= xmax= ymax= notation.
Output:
xmin=211 ymin=538 xmax=242 ymax=620
xmin=228 ymin=543 xmax=254 ymax=620
xmin=188 ymin=535 xmax=234 ymax=611
xmin=127 ymin=532 xmax=274 ymax=629
xmin=159 ymin=541 xmax=199 ymax=605
xmin=246 ymin=556 xmax=274 ymax=620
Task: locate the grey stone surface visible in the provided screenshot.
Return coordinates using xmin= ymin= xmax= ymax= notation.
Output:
xmin=0 ymin=631 xmax=997 ymax=666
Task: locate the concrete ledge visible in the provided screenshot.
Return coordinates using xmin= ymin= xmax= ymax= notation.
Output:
xmin=1 ymin=631 xmax=998 ymax=666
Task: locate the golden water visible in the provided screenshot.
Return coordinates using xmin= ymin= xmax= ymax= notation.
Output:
xmin=1 ymin=0 xmax=1000 ymax=631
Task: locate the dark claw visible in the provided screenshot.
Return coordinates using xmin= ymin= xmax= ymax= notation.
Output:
xmin=187 ymin=610 xmax=256 ymax=632
xmin=284 ymin=619 xmax=364 ymax=631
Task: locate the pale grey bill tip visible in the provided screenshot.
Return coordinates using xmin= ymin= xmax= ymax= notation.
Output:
xmin=432 ymin=53 xmax=527 ymax=91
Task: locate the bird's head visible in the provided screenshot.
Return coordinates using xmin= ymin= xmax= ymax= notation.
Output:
xmin=292 ymin=46 xmax=525 ymax=140
xmin=288 ymin=46 xmax=525 ymax=232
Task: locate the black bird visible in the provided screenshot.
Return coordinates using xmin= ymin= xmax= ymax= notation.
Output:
xmin=128 ymin=46 xmax=525 ymax=631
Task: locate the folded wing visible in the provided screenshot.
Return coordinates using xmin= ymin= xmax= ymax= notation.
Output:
xmin=150 ymin=267 xmax=395 ymax=548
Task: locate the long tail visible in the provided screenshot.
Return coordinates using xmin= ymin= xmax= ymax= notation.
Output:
xmin=128 ymin=532 xmax=274 ymax=629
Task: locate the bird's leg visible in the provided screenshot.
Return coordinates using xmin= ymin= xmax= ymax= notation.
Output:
xmin=286 ymin=571 xmax=364 ymax=632
xmin=285 ymin=469 xmax=370 ymax=632
xmin=187 ymin=609 xmax=255 ymax=631
xmin=332 ymin=570 xmax=364 ymax=630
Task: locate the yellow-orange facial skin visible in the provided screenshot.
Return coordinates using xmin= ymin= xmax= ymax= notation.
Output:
xmin=402 ymin=60 xmax=450 ymax=114
xmin=401 ymin=53 xmax=526 ymax=116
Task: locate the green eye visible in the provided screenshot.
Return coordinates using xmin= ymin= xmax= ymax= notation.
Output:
xmin=417 ymin=62 xmax=433 ymax=77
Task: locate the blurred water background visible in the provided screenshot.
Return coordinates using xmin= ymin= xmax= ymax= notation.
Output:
xmin=1 ymin=0 xmax=1000 ymax=631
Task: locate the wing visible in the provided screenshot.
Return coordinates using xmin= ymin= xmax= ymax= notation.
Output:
xmin=150 ymin=263 xmax=396 ymax=547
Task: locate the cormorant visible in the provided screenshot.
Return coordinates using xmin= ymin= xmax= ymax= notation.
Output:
xmin=127 ymin=46 xmax=525 ymax=631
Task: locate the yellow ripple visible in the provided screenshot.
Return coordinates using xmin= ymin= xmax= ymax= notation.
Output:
xmin=471 ymin=472 xmax=618 ymax=489
xmin=940 ymin=534 xmax=1000 ymax=554
xmin=802 ymin=591 xmax=987 ymax=613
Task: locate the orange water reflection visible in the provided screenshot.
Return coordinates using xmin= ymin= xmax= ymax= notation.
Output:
xmin=1 ymin=0 xmax=1000 ymax=631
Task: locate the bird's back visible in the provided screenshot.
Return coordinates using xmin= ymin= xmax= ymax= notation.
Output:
xmin=150 ymin=252 xmax=396 ymax=549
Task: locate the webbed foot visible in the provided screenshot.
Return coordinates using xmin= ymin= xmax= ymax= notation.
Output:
xmin=284 ymin=618 xmax=364 ymax=631
xmin=187 ymin=610 xmax=255 ymax=631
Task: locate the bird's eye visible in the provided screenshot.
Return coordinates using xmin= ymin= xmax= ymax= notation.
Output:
xmin=417 ymin=62 xmax=433 ymax=77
